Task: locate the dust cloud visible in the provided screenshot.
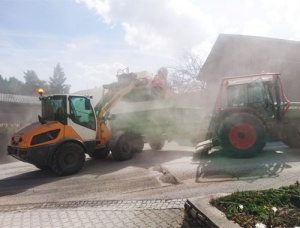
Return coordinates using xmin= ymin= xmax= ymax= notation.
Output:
xmin=0 ymin=97 xmax=40 ymax=164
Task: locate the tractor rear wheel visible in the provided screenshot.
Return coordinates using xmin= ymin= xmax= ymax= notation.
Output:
xmin=282 ymin=125 xmax=300 ymax=148
xmin=218 ymin=113 xmax=266 ymax=158
xmin=88 ymin=147 xmax=110 ymax=159
xmin=51 ymin=142 xmax=85 ymax=176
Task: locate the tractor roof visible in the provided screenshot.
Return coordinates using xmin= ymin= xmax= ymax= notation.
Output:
xmin=222 ymin=73 xmax=280 ymax=86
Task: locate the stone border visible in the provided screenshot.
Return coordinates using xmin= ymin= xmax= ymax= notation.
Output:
xmin=184 ymin=194 xmax=241 ymax=228
xmin=0 ymin=199 xmax=185 ymax=212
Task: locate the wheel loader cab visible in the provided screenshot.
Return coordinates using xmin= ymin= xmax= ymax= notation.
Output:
xmin=41 ymin=95 xmax=96 ymax=131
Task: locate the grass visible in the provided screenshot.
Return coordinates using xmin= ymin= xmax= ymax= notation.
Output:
xmin=210 ymin=181 xmax=300 ymax=228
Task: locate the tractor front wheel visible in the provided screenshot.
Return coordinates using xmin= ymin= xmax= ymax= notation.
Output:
xmin=218 ymin=113 xmax=266 ymax=158
xmin=282 ymin=125 xmax=300 ymax=148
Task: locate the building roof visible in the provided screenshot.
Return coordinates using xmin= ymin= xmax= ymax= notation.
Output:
xmin=199 ymin=34 xmax=300 ymax=101
xmin=0 ymin=93 xmax=40 ymax=105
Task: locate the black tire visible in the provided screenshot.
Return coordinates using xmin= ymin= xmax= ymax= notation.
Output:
xmin=282 ymin=125 xmax=300 ymax=148
xmin=35 ymin=164 xmax=51 ymax=170
xmin=111 ymin=133 xmax=135 ymax=161
xmin=88 ymin=147 xmax=110 ymax=159
xmin=218 ymin=113 xmax=266 ymax=158
xmin=133 ymin=136 xmax=144 ymax=153
xmin=149 ymin=138 xmax=165 ymax=151
xmin=51 ymin=142 xmax=85 ymax=176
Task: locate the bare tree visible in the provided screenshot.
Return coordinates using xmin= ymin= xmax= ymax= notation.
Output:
xmin=168 ymin=50 xmax=205 ymax=94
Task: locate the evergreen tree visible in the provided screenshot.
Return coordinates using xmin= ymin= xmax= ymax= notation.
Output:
xmin=0 ymin=75 xmax=25 ymax=95
xmin=0 ymin=75 xmax=7 ymax=93
xmin=49 ymin=63 xmax=70 ymax=94
xmin=8 ymin=77 xmax=25 ymax=95
xmin=24 ymin=70 xmax=48 ymax=95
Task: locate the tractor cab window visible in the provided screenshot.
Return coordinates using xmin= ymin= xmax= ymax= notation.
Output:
xmin=267 ymin=81 xmax=284 ymax=118
xmin=69 ymin=96 xmax=96 ymax=130
xmin=41 ymin=96 xmax=67 ymax=124
xmin=227 ymin=84 xmax=245 ymax=107
xmin=247 ymin=79 xmax=265 ymax=107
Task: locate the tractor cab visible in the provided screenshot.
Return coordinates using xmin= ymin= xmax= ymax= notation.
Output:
xmin=198 ymin=73 xmax=293 ymax=158
xmin=214 ymin=73 xmax=290 ymax=120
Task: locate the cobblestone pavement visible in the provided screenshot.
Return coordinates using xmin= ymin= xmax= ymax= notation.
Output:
xmin=0 ymin=199 xmax=186 ymax=228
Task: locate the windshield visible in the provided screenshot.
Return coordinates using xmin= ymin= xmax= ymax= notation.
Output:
xmin=68 ymin=96 xmax=96 ymax=130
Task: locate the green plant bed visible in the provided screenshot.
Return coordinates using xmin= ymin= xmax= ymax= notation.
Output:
xmin=211 ymin=182 xmax=300 ymax=227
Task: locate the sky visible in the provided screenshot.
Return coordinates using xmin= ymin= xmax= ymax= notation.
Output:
xmin=1 ymin=0 xmax=300 ymax=93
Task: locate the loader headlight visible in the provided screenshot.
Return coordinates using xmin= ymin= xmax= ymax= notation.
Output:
xmin=12 ymin=136 xmax=22 ymax=143
xmin=31 ymin=129 xmax=60 ymax=146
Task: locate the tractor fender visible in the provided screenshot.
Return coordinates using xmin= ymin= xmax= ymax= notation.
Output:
xmin=218 ymin=108 xmax=267 ymax=126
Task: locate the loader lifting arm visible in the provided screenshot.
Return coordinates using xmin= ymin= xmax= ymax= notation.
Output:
xmin=95 ymin=68 xmax=170 ymax=122
xmin=96 ymin=79 xmax=136 ymax=122
xmin=94 ymin=69 xmax=170 ymax=151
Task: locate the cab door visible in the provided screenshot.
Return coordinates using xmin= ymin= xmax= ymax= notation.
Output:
xmin=68 ymin=96 xmax=97 ymax=141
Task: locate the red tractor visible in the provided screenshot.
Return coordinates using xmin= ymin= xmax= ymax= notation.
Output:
xmin=196 ymin=73 xmax=300 ymax=158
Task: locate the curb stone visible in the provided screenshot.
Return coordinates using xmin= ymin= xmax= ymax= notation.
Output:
xmin=184 ymin=194 xmax=241 ymax=228
xmin=0 ymin=199 xmax=186 ymax=212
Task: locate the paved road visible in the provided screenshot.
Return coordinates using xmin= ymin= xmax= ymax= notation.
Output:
xmin=0 ymin=142 xmax=300 ymax=227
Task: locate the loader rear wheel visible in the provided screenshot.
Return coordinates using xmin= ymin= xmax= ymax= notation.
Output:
xmin=111 ymin=133 xmax=135 ymax=161
xmin=35 ymin=164 xmax=51 ymax=170
xmin=219 ymin=113 xmax=266 ymax=158
xmin=51 ymin=142 xmax=85 ymax=176
xmin=88 ymin=147 xmax=110 ymax=159
xmin=282 ymin=125 xmax=300 ymax=148
xmin=149 ymin=138 xmax=165 ymax=151
xmin=133 ymin=136 xmax=144 ymax=153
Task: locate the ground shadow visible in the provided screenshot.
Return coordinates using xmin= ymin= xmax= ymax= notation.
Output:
xmin=193 ymin=142 xmax=300 ymax=183
xmin=0 ymin=147 xmax=192 ymax=198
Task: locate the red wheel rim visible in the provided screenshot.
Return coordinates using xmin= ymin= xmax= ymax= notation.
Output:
xmin=229 ymin=123 xmax=257 ymax=150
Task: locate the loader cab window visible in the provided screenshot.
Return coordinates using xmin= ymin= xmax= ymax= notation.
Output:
xmin=41 ymin=96 xmax=67 ymax=125
xmin=69 ymin=96 xmax=96 ymax=130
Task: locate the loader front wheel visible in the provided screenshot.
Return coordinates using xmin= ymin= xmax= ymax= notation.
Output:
xmin=51 ymin=142 xmax=85 ymax=176
xmin=219 ymin=113 xmax=266 ymax=158
xmin=88 ymin=147 xmax=110 ymax=159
